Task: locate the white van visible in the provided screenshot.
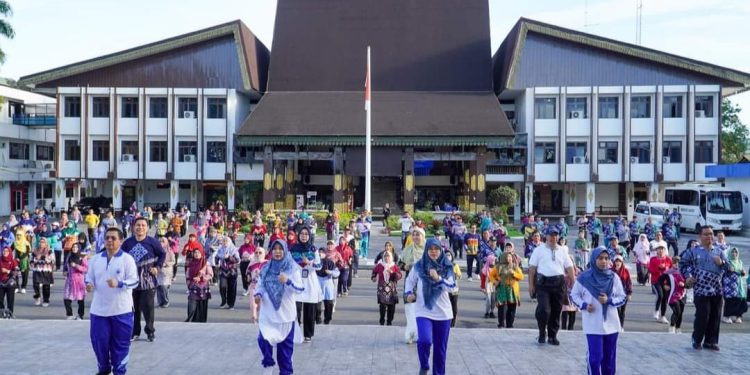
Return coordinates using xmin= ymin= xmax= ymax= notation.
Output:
xmin=634 ymin=201 xmax=670 ymax=228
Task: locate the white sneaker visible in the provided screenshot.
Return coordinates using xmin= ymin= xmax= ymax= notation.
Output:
xmin=66 ymin=316 xmax=76 ymax=320
xmin=659 ymin=316 xmax=669 ymax=324
xmin=21 ymin=288 xmax=26 ymax=294
xmin=668 ymin=327 xmax=676 ymax=333
xmin=676 ymin=329 xmax=682 ymax=334
xmin=14 ymin=288 xmax=19 ymax=294
xmin=735 ymin=317 xmax=743 ymax=324
xmin=653 ymin=311 xmax=660 ymax=320
xmin=75 ymin=316 xmax=83 ymax=321
xmin=242 ymin=290 xmax=249 ymax=296
xmin=42 ymin=303 xmax=49 ymax=307
xmin=34 ymin=298 xmax=41 ymax=306
xmin=721 ymin=317 xmax=734 ymax=324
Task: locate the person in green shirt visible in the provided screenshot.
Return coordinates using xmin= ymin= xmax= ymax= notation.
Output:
xmin=574 ymin=230 xmax=590 ymax=269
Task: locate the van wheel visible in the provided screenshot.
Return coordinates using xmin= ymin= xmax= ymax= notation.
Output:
xmin=695 ymin=224 xmax=702 ymax=234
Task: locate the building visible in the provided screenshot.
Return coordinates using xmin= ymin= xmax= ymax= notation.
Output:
xmin=0 ymin=83 xmax=57 ymax=216
xmin=492 ymin=18 xmax=750 ymax=220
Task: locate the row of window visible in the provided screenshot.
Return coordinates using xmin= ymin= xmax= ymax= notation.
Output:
xmin=8 ymin=143 xmax=55 ymax=161
xmin=62 ymin=140 xmax=227 ymax=163
xmin=534 ymin=140 xmax=714 ymax=164
xmin=534 ymin=95 xmax=715 ymax=120
xmin=64 ymin=97 xmax=227 ymax=119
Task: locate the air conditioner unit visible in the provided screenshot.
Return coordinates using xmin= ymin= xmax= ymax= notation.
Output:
xmin=694 ymin=110 xmax=706 ymax=118
xmin=573 ymin=156 xmax=586 ymax=164
xmin=663 ymin=156 xmax=671 ymax=164
xmin=43 ymin=163 xmax=53 ymax=169
xmin=183 ymin=154 xmax=196 ymax=162
xmin=630 ymin=156 xmax=638 ymax=164
xmin=121 ymin=154 xmax=135 ymax=162
xmin=569 ymin=110 xmax=585 ymax=119
xmin=183 ymin=111 xmax=195 ymax=119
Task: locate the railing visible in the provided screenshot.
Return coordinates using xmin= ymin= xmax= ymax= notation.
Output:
xmin=487 ymin=165 xmax=526 ymax=174
xmin=12 ymin=103 xmax=56 ymax=126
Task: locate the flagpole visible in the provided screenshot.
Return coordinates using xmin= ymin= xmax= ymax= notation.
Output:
xmin=365 ymin=46 xmax=372 ymax=212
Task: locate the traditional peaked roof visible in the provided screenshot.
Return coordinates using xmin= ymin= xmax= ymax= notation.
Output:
xmin=493 ymin=18 xmax=750 ymax=96
xmin=18 ymin=20 xmax=269 ymax=93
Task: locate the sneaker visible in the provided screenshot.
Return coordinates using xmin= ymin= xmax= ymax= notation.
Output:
xmin=676 ymin=329 xmax=682 ymax=334
xmin=537 ymin=336 xmax=546 ymax=344
xmin=735 ymin=317 xmax=743 ymax=324
xmin=548 ymin=337 xmax=560 ymax=346
xmin=131 ymin=335 xmax=139 ymax=342
xmin=692 ymin=341 xmax=702 ymax=350
xmin=75 ymin=316 xmax=83 ymax=321
xmin=228 ymin=307 xmax=235 ymax=311
xmin=668 ymin=327 xmax=676 ymax=334
xmin=14 ymin=288 xmax=19 ymax=294
xmin=147 ymin=334 xmax=155 ymax=342
xmin=659 ymin=316 xmax=669 ymax=324
xmin=42 ymin=303 xmax=49 ymax=307
xmin=619 ymin=328 xmax=625 ymax=333
xmin=303 ymin=337 xmax=312 ymax=343
xmin=66 ymin=316 xmax=75 ymax=320
xmin=653 ymin=311 xmax=660 ymax=320
xmin=489 ymin=312 xmax=496 ymax=319
xmin=34 ymin=298 xmax=41 ymax=306
xmin=703 ymin=343 xmax=720 ymax=351
xmin=21 ymin=288 xmax=26 ymax=294
xmin=721 ymin=317 xmax=734 ymax=324
xmin=242 ymin=290 xmax=249 ymax=296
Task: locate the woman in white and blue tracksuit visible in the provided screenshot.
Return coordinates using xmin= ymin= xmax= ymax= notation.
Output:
xmin=569 ymin=246 xmax=627 ymax=375
xmin=254 ymin=239 xmax=304 ymax=375
xmin=404 ymin=238 xmax=456 ymax=375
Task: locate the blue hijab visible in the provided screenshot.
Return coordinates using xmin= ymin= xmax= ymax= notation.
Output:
xmin=260 ymin=239 xmax=297 ymax=310
xmin=289 ymin=226 xmax=316 ymax=265
xmin=577 ymin=246 xmax=615 ymax=320
xmin=415 ymin=238 xmax=454 ymax=310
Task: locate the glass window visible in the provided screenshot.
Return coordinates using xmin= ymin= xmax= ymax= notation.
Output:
xmin=695 ymin=95 xmax=714 ymax=118
xmin=121 ymin=97 xmax=139 ymax=118
xmin=36 ymin=183 xmax=52 ymax=200
xmin=149 ymin=141 xmax=168 ymax=162
xmin=597 ymin=141 xmax=618 ymax=164
xmin=695 ymin=141 xmax=714 ymax=163
xmin=64 ymin=96 xmax=81 ymax=117
xmin=663 ymin=95 xmax=683 ymax=118
xmin=149 ymin=97 xmax=167 ymax=118
xmin=120 ymin=141 xmax=139 ymax=161
xmin=179 ymin=141 xmax=197 ymax=162
xmin=36 ymin=145 xmax=54 ymax=161
xmin=629 ymin=141 xmax=650 ymax=163
xmin=92 ymin=140 xmax=109 ymax=161
xmin=565 ymin=142 xmax=587 ymax=163
xmin=534 ymin=97 xmax=556 ymax=119
xmin=206 ymin=141 xmax=226 ymax=163
xmin=64 ymin=140 xmax=80 ymax=161
xmin=534 ymin=142 xmax=556 ymax=164
xmin=631 ymin=96 xmax=651 ymax=118
xmin=207 ymin=98 xmax=226 ymax=119
xmin=663 ymin=141 xmax=682 ymax=163
xmin=9 ymin=142 xmax=29 ymax=160
xmin=92 ymin=97 xmax=110 ymax=118
xmin=179 ymin=97 xmax=198 ymax=118
xmin=566 ymin=97 xmax=588 ymax=119
xmin=598 ymin=96 xmax=619 ymax=119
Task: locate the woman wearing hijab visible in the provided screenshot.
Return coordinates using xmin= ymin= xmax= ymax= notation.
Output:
xmin=371 ymin=249 xmax=402 ymax=326
xmin=404 ymin=238 xmax=456 ymax=375
xmin=217 ymin=235 xmax=240 ymax=309
xmin=289 ymin=226 xmax=322 ymax=343
xmin=62 ymin=221 xmax=79 ymax=266
xmin=316 ymin=245 xmax=340 ymax=325
xmin=490 ymin=250 xmax=524 ymax=329
xmin=254 ymin=239 xmax=304 ymax=375
xmin=0 ymin=224 xmax=14 ymax=250
xmin=185 ymin=247 xmax=212 ymax=323
xmin=31 ymin=237 xmax=55 ymax=307
xmin=569 ymin=246 xmax=627 ymax=375
xmin=335 ymin=235 xmax=353 ymax=297
xmin=76 ymin=232 xmax=92 ymax=256
xmin=611 ymin=255 xmax=632 ymax=331
xmin=632 ymin=234 xmax=651 ymax=286
xmin=12 ymin=228 xmax=31 ymax=294
xmin=239 ymin=234 xmax=257 ymax=296
xmin=722 ymin=247 xmax=747 ymax=324
xmin=247 ymin=247 xmax=267 ymax=323
xmin=63 ymin=243 xmax=88 ymax=320
xmin=0 ymin=246 xmax=20 ymax=316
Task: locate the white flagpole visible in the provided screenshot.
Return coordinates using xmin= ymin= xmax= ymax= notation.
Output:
xmin=365 ymin=46 xmax=372 ymax=212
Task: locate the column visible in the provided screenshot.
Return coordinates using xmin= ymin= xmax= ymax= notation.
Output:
xmin=625 ymin=182 xmax=635 ymax=219
xmin=111 ymin=180 xmax=122 ymax=214
xmin=513 ymin=182 xmax=522 ymax=223
xmin=649 ymin=183 xmax=660 ymax=203
xmin=474 ymin=146 xmax=488 ymax=213
xmin=190 ymin=181 xmax=198 ymax=211
xmin=585 ymin=182 xmax=596 ymax=214
xmin=262 ymin=146 xmax=275 ymax=212
xmin=274 ymin=161 xmax=285 ymax=209
xmin=568 ymin=183 xmax=577 ymax=220
xmin=332 ymin=147 xmax=345 ymax=212
xmin=74 ymin=181 xmax=82 ymax=204
xmin=54 ymin=179 xmax=66 ymax=213
xmin=468 ymin=160 xmax=477 ymax=213
xmin=403 ymin=148 xmax=414 ymax=213
xmin=28 ymin=182 xmax=37 ymax=212
xmin=285 ymin=160 xmax=296 ymax=210
xmin=524 ymin=182 xmax=534 ymax=214
xmin=136 ymin=180 xmax=145 ymax=210
xmin=169 ymin=180 xmax=179 ymax=212
xmin=227 ymin=180 xmax=235 ymax=213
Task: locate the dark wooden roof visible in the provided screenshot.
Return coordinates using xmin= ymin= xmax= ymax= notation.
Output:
xmin=18 ymin=20 xmax=269 ymax=93
xmin=239 ymin=0 xmax=512 ymax=141
xmin=493 ymin=18 xmax=750 ymax=96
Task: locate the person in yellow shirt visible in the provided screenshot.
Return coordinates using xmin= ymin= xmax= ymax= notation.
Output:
xmin=489 ymin=251 xmax=524 ymax=328
xmin=84 ymin=209 xmax=100 ymax=243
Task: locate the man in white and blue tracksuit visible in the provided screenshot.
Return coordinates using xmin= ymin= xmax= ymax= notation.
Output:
xmin=85 ymin=227 xmax=139 ymax=375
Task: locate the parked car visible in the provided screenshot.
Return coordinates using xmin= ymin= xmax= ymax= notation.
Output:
xmin=634 ymin=201 xmax=670 ymax=228
xmin=75 ymin=196 xmax=113 ymax=215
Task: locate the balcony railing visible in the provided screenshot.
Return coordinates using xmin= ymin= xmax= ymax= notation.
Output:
xmin=12 ymin=103 xmax=56 ymax=126
xmin=487 ymin=165 xmax=525 ymax=174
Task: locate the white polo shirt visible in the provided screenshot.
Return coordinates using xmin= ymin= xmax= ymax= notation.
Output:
xmin=529 ymin=243 xmax=573 ymax=276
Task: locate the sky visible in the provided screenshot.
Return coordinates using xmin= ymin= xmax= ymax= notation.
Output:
xmin=1 ymin=0 xmax=749 ymax=124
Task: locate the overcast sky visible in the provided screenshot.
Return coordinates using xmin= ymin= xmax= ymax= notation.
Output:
xmin=2 ymin=0 xmax=749 ymax=124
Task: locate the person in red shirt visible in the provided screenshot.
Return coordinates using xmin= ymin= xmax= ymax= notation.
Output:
xmin=648 ymin=244 xmax=672 ymax=324
xmin=182 ymin=234 xmax=205 ymax=276
xmin=336 ymin=236 xmax=353 ymax=297
xmin=238 ymin=235 xmax=256 ymax=296
xmin=268 ymin=227 xmax=284 ymax=246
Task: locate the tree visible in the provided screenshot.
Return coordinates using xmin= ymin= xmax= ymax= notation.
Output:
xmin=0 ymin=1 xmax=14 ymax=65
xmin=721 ymin=99 xmax=749 ymax=164
xmin=488 ymin=185 xmax=518 ymax=223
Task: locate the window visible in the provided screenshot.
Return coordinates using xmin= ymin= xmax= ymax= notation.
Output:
xmin=598 ymin=97 xmax=619 ymax=119
xmin=597 ymin=141 xmax=618 ymax=164
xmin=534 ymin=97 xmax=556 ymax=119
xmin=120 ymin=140 xmax=139 ymax=161
xmin=64 ymin=96 xmax=81 ymax=117
xmin=92 ymin=97 xmax=110 ymax=118
xmin=207 ymin=98 xmax=226 ymax=119
xmin=9 ymin=142 xmax=29 ymax=160
xmin=631 ymin=96 xmax=651 ymax=118
xmin=36 ymin=145 xmax=54 ymax=161
xmin=179 ymin=97 xmax=198 ymax=118
xmin=565 ymin=142 xmax=587 ymax=163
xmin=178 ymin=141 xmax=197 ymax=162
xmin=695 ymin=141 xmax=714 ymax=163
xmin=666 ymin=189 xmax=699 ymax=206
xmin=695 ymin=95 xmax=714 ymax=118
xmin=92 ymin=140 xmax=109 ymax=161
xmin=534 ymin=142 xmax=556 ymax=164
xmin=64 ymin=140 xmax=80 ymax=161
xmin=36 ymin=183 xmax=52 ymax=200
xmin=663 ymin=95 xmax=683 ymax=118
xmin=636 ymin=205 xmax=649 ymax=214
xmin=629 ymin=141 xmax=650 ymax=163
xmin=566 ymin=97 xmax=588 ymax=119
xmin=149 ymin=141 xmax=168 ymax=162
xmin=149 ymin=97 xmax=168 ymax=118
xmin=206 ymin=141 xmax=226 ymax=162
xmin=663 ymin=141 xmax=682 ymax=163
xmin=121 ymin=97 xmax=139 ymax=118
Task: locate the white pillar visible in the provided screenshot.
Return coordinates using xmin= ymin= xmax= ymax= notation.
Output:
xmin=112 ymin=180 xmax=123 ymax=213
xmin=625 ymin=182 xmax=635 ymax=219
xmin=513 ymin=182 xmax=522 ymax=223
xmin=568 ymin=183 xmax=577 ymax=220
xmin=649 ymin=183 xmax=660 ymax=203
xmin=524 ymin=182 xmax=534 ymax=214
xmin=0 ymin=182 xmax=10 ymax=216
xmin=169 ymin=180 xmax=179 ymax=212
xmin=190 ymin=181 xmax=198 ymax=211
xmin=227 ymin=180 xmax=235 ymax=213
xmin=54 ymin=179 xmax=66 ymax=213
xmin=585 ymin=182 xmax=596 ymax=214
xmin=136 ymin=181 xmax=145 ymax=210
xmin=28 ymin=182 xmax=36 ymax=211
